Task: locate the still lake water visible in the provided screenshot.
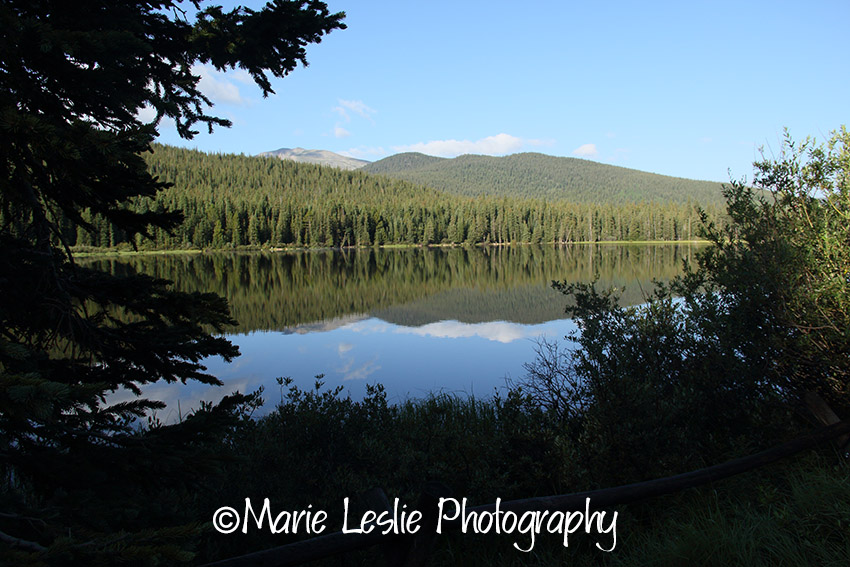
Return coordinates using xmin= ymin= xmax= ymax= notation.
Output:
xmin=86 ymin=244 xmax=701 ymax=417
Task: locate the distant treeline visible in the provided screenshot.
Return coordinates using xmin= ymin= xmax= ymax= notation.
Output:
xmin=65 ymin=145 xmax=725 ymax=249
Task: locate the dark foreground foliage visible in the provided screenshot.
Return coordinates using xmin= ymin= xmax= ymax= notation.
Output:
xmin=162 ymin=378 xmax=849 ymax=566
xmin=0 ymin=0 xmax=343 ymax=564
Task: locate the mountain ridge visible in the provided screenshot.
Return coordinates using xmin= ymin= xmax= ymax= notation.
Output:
xmin=362 ymin=151 xmax=726 ymax=205
xmin=258 ymin=147 xmax=370 ymax=170
xmin=255 ymin=145 xmax=725 ymax=205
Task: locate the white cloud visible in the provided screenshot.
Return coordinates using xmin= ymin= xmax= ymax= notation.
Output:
xmin=393 ymin=133 xmax=551 ymax=158
xmin=331 ymin=99 xmax=376 ymax=138
xmin=340 ymin=146 xmax=387 ymax=159
xmin=135 ymin=104 xmax=175 ymax=131
xmin=193 ymin=64 xmax=246 ymax=105
xmin=229 ymin=69 xmax=256 ymax=85
xmin=337 ymin=343 xmax=354 ymax=355
xmin=334 ymin=99 xmax=377 ymax=122
xmin=572 ymin=143 xmax=598 ymax=158
xmin=136 ymin=105 xmax=158 ymax=123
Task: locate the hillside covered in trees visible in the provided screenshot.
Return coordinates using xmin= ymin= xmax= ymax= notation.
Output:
xmin=69 ymin=145 xmax=723 ymax=249
xmin=363 ymin=151 xmax=726 ymax=205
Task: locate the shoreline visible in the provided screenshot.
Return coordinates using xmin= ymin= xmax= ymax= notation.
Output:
xmin=71 ymin=240 xmax=711 ymax=257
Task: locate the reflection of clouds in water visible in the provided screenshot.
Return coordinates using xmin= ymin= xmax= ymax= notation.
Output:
xmin=346 ymin=319 xmax=391 ymax=334
xmin=107 ymin=316 xmax=577 ymax=422
xmin=343 ymin=317 xmax=561 ymax=344
xmin=213 ymin=353 xmax=254 ymax=376
xmin=334 ymin=342 xmax=380 ymax=381
xmin=336 ymin=355 xmax=354 ymax=374
xmin=394 ymin=320 xmax=558 ymax=344
xmin=343 ymin=356 xmax=381 ymax=381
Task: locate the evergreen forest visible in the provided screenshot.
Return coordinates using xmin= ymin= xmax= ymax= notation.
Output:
xmin=67 ymin=145 xmax=724 ymax=250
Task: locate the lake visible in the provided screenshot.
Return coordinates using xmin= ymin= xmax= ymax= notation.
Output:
xmin=86 ymin=244 xmax=701 ymax=417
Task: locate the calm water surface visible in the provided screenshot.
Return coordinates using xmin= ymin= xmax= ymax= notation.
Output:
xmin=86 ymin=244 xmax=700 ymax=416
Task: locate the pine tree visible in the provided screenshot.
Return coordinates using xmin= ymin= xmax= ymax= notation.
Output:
xmin=0 ymin=1 xmax=344 ymax=563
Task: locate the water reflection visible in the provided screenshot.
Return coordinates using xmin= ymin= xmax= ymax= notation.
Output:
xmin=127 ymin=317 xmax=578 ymax=419
xmin=88 ymin=244 xmax=700 ymax=415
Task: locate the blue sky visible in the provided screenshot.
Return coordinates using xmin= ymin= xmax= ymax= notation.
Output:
xmin=153 ymin=0 xmax=849 ymax=183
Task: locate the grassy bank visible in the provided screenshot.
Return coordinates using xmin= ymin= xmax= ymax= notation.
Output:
xmin=183 ymin=382 xmax=848 ymax=566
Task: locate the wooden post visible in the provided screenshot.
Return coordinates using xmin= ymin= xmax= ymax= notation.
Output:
xmin=805 ymin=391 xmax=849 ymax=454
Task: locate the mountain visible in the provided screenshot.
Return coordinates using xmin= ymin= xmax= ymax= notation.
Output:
xmin=95 ymin=144 xmax=717 ymax=251
xmin=362 ymin=152 xmax=725 ymax=205
xmin=258 ymin=147 xmax=369 ymax=170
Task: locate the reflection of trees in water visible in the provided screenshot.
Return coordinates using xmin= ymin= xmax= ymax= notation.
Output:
xmin=83 ymin=244 xmax=702 ymax=332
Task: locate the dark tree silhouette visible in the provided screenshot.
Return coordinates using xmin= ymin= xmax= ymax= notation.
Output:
xmin=0 ymin=1 xmax=344 ymax=563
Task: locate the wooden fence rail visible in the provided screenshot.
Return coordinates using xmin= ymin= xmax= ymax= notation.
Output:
xmin=202 ymin=420 xmax=850 ymax=567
